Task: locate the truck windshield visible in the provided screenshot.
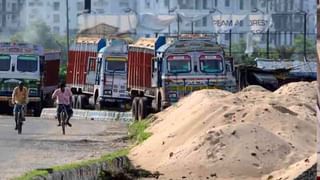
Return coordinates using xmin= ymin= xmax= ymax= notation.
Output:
xmin=200 ymin=56 xmax=223 ymax=73
xmin=168 ymin=60 xmax=191 ymax=73
xmin=0 ymin=55 xmax=11 ymax=71
xmin=106 ymin=61 xmax=126 ymax=72
xmin=17 ymin=55 xmax=38 ymax=72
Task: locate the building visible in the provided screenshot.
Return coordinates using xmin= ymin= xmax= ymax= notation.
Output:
xmin=21 ymin=0 xmax=66 ymax=35
xmin=15 ymin=0 xmax=317 ymax=50
xmin=20 ymin=0 xmax=133 ymax=35
xmin=0 ymin=0 xmax=25 ymax=35
xmin=135 ymin=0 xmax=316 ymax=48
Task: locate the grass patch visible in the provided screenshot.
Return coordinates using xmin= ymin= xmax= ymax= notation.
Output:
xmin=128 ymin=119 xmax=152 ymax=144
xmin=14 ymin=118 xmax=153 ymax=180
xmin=14 ymin=148 xmax=130 ymax=180
xmin=14 ymin=170 xmax=49 ymax=180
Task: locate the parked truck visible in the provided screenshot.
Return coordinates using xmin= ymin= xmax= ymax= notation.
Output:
xmin=67 ymin=37 xmax=131 ymax=110
xmin=128 ymin=36 xmax=237 ymax=120
xmin=0 ymin=42 xmax=60 ymax=116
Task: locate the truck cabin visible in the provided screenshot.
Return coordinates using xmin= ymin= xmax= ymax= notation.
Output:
xmin=154 ymin=38 xmax=235 ymax=103
xmin=0 ymin=43 xmax=41 ymax=75
xmin=0 ymin=43 xmax=42 ymax=97
xmin=96 ymin=39 xmax=130 ymax=100
xmin=96 ymin=39 xmax=128 ymax=73
xmin=161 ymin=40 xmax=227 ymax=76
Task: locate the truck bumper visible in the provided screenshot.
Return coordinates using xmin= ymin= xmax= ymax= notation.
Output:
xmin=98 ymin=97 xmax=131 ymax=104
xmin=162 ymin=100 xmax=171 ymax=109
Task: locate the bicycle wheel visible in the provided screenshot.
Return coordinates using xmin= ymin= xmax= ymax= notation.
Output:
xmin=61 ymin=111 xmax=66 ymax=135
xmin=17 ymin=111 xmax=22 ymax=134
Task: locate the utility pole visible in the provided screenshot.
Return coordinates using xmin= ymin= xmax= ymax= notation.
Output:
xmin=266 ymin=0 xmax=270 ymax=59
xmin=191 ymin=22 xmax=194 ymax=34
xmin=66 ymin=0 xmax=70 ymax=61
xmin=303 ymin=11 xmax=307 ymax=59
xmin=177 ymin=14 xmax=180 ymax=36
xmin=1 ymin=0 xmax=6 ymax=29
xmin=168 ymin=1 xmax=171 ymax=35
xmin=229 ymin=29 xmax=232 ymax=56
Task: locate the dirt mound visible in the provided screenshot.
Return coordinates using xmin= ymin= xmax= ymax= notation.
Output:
xmin=129 ymin=81 xmax=317 ymax=179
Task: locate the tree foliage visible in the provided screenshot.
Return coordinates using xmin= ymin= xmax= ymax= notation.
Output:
xmin=10 ymin=21 xmax=70 ymax=63
xmin=10 ymin=21 xmax=73 ymax=81
xmin=230 ymin=34 xmax=316 ymax=65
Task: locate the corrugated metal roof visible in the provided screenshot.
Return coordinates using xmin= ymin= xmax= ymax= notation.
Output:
xmin=256 ymin=59 xmax=316 ymax=73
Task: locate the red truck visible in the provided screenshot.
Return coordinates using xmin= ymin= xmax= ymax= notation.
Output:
xmin=0 ymin=42 xmax=60 ymax=116
xmin=67 ymin=37 xmax=131 ymax=110
xmin=128 ymin=36 xmax=236 ymax=120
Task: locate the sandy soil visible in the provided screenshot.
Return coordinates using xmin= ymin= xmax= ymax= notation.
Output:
xmin=129 ymin=81 xmax=317 ymax=180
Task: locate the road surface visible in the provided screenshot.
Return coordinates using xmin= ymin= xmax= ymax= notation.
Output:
xmin=0 ymin=115 xmax=129 ymax=179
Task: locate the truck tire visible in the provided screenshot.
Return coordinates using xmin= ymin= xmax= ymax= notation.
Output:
xmin=77 ymin=95 xmax=87 ymax=109
xmin=95 ymin=101 xmax=101 ymax=110
xmin=132 ymin=98 xmax=139 ymax=121
xmin=155 ymin=93 xmax=162 ymax=112
xmin=72 ymin=95 xmax=77 ymax=109
xmin=138 ymin=98 xmax=148 ymax=121
xmin=33 ymin=102 xmax=42 ymax=117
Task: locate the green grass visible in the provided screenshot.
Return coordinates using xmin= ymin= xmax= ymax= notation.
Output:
xmin=14 ymin=119 xmax=153 ymax=180
xmin=14 ymin=170 xmax=49 ymax=180
xmin=14 ymin=148 xmax=130 ymax=180
xmin=128 ymin=119 xmax=152 ymax=144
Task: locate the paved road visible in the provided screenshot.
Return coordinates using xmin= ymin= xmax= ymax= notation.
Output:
xmin=0 ymin=115 xmax=129 ymax=180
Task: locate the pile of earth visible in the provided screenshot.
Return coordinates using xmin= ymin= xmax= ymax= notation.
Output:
xmin=129 ymin=81 xmax=317 ymax=179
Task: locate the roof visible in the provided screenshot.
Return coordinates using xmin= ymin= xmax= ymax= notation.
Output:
xmin=255 ymin=59 xmax=316 ymax=73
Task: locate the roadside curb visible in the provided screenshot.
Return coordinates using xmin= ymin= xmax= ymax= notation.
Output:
xmin=40 ymin=108 xmax=132 ymax=122
xmin=31 ymin=156 xmax=131 ymax=180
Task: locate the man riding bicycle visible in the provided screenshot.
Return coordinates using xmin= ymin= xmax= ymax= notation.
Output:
xmin=12 ymin=82 xmax=29 ymax=130
xmin=52 ymin=82 xmax=73 ymax=127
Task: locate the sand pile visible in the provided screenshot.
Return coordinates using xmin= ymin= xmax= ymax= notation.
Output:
xmin=129 ymin=81 xmax=317 ymax=180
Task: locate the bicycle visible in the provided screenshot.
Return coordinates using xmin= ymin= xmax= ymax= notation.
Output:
xmin=15 ymin=104 xmax=25 ymax=135
xmin=58 ymin=104 xmax=69 ymax=135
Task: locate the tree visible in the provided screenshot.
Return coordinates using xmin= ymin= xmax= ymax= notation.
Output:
xmin=292 ymin=35 xmax=316 ymax=59
xmin=10 ymin=21 xmax=73 ymax=81
xmin=276 ymin=46 xmax=295 ymax=60
xmin=231 ymin=39 xmax=280 ymax=65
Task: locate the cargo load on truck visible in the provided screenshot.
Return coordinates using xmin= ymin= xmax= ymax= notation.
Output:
xmin=0 ymin=42 xmax=60 ymax=116
xmin=127 ymin=35 xmax=237 ymax=121
xmin=67 ymin=36 xmax=131 ymax=110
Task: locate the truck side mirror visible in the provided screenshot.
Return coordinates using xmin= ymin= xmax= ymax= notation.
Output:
xmin=152 ymin=58 xmax=158 ymax=72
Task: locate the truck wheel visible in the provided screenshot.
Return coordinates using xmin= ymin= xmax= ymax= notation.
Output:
xmin=138 ymin=98 xmax=148 ymax=121
xmin=72 ymin=95 xmax=78 ymax=109
xmin=155 ymin=93 xmax=162 ymax=112
xmin=132 ymin=98 xmax=139 ymax=121
xmin=34 ymin=102 xmax=42 ymax=117
xmin=77 ymin=95 xmax=87 ymax=109
xmin=95 ymin=101 xmax=101 ymax=110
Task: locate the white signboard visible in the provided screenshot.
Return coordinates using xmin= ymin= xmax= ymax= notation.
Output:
xmin=212 ymin=14 xmax=272 ymax=33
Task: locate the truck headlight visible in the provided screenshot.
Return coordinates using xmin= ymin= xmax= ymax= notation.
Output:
xmin=104 ymin=90 xmax=112 ymax=95
xmin=169 ymin=93 xmax=177 ymax=98
xmin=29 ymin=89 xmax=38 ymax=95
